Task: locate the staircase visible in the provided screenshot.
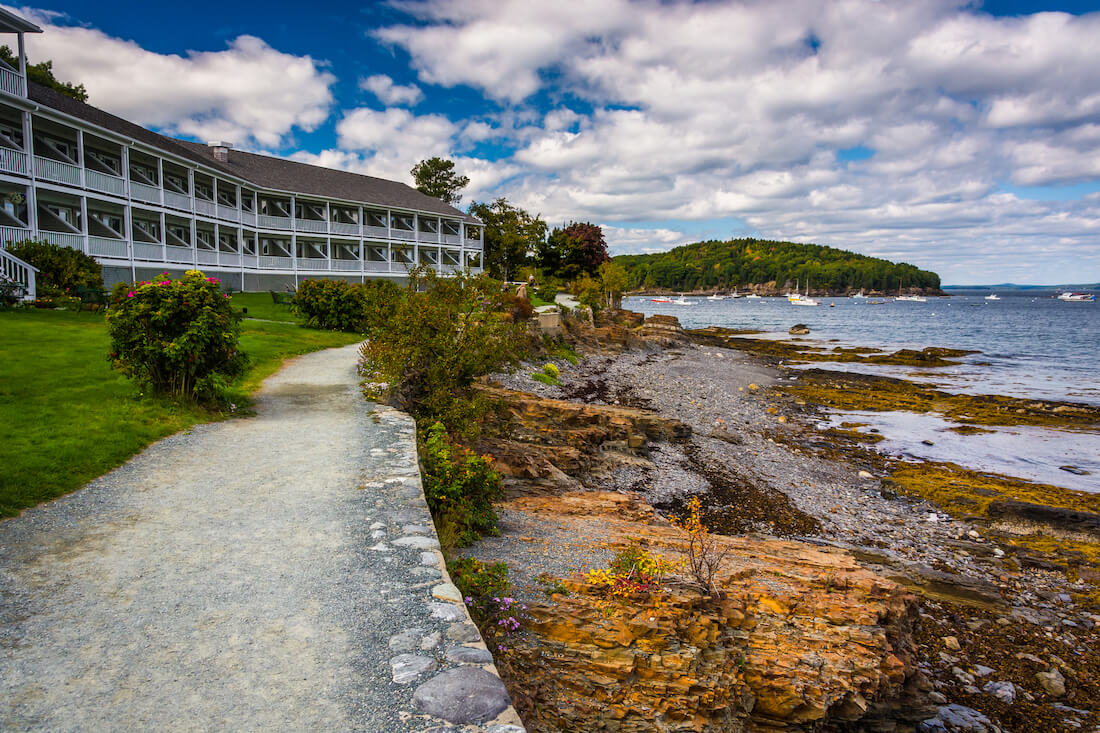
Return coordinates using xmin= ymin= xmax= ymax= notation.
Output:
xmin=0 ymin=246 xmax=37 ymax=301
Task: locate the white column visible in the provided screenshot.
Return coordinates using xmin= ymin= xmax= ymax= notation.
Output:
xmin=159 ymin=210 xmax=167 ymax=262
xmin=121 ymin=146 xmax=131 ymax=199
xmin=123 ymin=201 xmax=135 ymax=281
xmin=23 ymin=112 xmax=37 ymax=237
xmin=79 ymin=195 xmax=88 ymax=254
xmin=16 ymin=33 xmax=26 ymax=95
xmin=189 ymin=217 xmax=197 ymax=268
xmin=155 ymin=158 xmax=164 ymax=205
xmin=76 ymin=130 xmax=86 ymax=188
xmin=412 ymin=213 xmax=419 ymax=267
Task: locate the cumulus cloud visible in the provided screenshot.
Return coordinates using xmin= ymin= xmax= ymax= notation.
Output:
xmin=359 ymin=74 xmax=424 ymax=106
xmin=368 ymin=0 xmax=1100 ymax=282
xmin=18 ymin=8 xmax=334 ymax=147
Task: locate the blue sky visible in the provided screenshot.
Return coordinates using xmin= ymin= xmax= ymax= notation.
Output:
xmin=14 ymin=0 xmax=1100 ymax=284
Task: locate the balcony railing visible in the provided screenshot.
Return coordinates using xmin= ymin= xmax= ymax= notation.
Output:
xmin=390 ymin=228 xmax=416 ymax=241
xmin=0 ymin=66 xmax=25 ymax=97
xmin=365 ymin=260 xmax=390 ymax=273
xmin=219 ymin=252 xmax=241 ymax=267
xmin=442 ymin=233 xmax=461 ymax=245
xmin=217 ymin=204 xmax=239 ymax=222
xmin=0 ymin=225 xmax=31 ymax=247
xmin=242 ymin=254 xmax=259 ymax=269
xmin=86 ymin=169 xmax=126 ymax=196
xmin=295 ymin=218 xmax=328 ymax=233
xmin=130 ymin=182 xmax=161 ymax=204
xmin=194 ymin=199 xmax=216 ymax=217
xmin=132 ymin=242 xmax=164 ymax=260
xmin=258 ymin=214 xmax=291 ymax=229
xmin=163 ymin=191 xmax=191 ymax=211
xmin=39 ymin=230 xmax=84 ymax=250
xmin=0 ymin=147 xmax=27 ymax=175
xmin=241 ymin=211 xmax=257 ymax=226
xmin=331 ymin=259 xmax=361 ymax=271
xmin=259 ymin=255 xmax=293 ymax=269
xmin=364 ymin=225 xmax=389 ymax=239
xmin=34 ymin=156 xmax=82 ymax=186
xmin=196 ymin=249 xmax=218 ymax=265
xmin=331 ymin=221 xmax=360 ymax=236
xmin=298 ymin=258 xmax=329 ymax=271
xmin=166 ymin=245 xmax=194 ymax=264
xmin=87 ymin=236 xmax=128 ymax=258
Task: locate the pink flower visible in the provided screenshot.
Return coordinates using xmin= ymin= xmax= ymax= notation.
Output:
xmin=127 ymin=291 xmax=135 ymax=297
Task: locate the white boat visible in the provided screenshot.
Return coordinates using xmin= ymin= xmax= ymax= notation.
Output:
xmin=744 ymin=293 xmax=762 ymax=299
xmin=671 ymin=294 xmax=693 ymax=305
xmin=852 ymin=289 xmax=867 ymax=299
xmin=896 ymin=295 xmax=927 ymax=302
xmin=1058 ymin=291 xmax=1095 ymax=301
xmin=651 ymin=297 xmax=672 ymax=303
xmin=790 ymin=297 xmax=820 ymax=306
xmin=706 ymin=293 xmax=727 ymax=301
xmin=985 ymin=294 xmax=1001 ymax=301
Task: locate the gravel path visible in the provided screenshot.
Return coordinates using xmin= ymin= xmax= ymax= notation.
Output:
xmin=0 ymin=344 xmax=519 ymax=732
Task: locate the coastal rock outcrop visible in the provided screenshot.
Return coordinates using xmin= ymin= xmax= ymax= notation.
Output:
xmin=500 ymin=492 xmax=931 ymax=732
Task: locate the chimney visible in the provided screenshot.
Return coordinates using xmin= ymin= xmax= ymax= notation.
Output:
xmin=207 ymin=141 xmax=232 ymax=163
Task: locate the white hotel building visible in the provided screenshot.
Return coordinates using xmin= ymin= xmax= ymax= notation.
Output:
xmin=0 ymin=9 xmax=483 ymax=292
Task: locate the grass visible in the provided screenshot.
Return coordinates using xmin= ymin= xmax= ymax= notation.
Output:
xmin=229 ymin=291 xmax=301 ymax=324
xmin=0 ymin=308 xmax=360 ymax=518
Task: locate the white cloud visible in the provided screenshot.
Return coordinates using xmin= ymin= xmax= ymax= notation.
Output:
xmin=19 ymin=8 xmax=334 ymax=147
xmin=359 ymin=74 xmax=423 ymax=106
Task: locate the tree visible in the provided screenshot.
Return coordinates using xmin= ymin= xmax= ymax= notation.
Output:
xmin=411 ymin=157 xmax=469 ymax=205
xmin=467 ymin=198 xmax=547 ymax=281
xmin=598 ymin=260 xmax=629 ymax=309
xmin=536 ymin=221 xmax=610 ymax=279
xmin=0 ymin=46 xmax=87 ymax=102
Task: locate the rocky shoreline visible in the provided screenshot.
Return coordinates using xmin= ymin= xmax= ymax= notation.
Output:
xmin=466 ymin=313 xmax=1098 ymax=732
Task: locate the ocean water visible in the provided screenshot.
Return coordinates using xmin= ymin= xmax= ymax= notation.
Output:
xmin=623 ymin=292 xmax=1100 ymax=491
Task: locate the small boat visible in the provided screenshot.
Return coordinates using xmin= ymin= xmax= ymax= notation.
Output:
xmin=706 ymin=293 xmax=728 ymax=301
xmin=896 ymin=295 xmax=927 ymax=302
xmin=852 ymin=289 xmax=867 ymax=299
xmin=790 ymin=296 xmax=820 ymax=306
xmin=671 ymin=294 xmax=693 ymax=305
xmin=1058 ymin=292 xmax=1095 ymax=302
xmin=984 ymin=294 xmax=1000 ymax=301
xmin=744 ymin=293 xmax=762 ymax=299
xmin=651 ymin=297 xmax=672 ymax=303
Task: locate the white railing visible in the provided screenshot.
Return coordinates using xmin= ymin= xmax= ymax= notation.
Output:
xmin=242 ymin=254 xmax=259 ymax=269
xmin=295 ymin=218 xmax=328 ymax=233
xmin=0 ymin=147 xmax=27 ymax=175
xmin=442 ymin=233 xmax=461 ymax=245
xmin=241 ymin=211 xmax=256 ymax=226
xmin=163 ymin=190 xmax=191 ymax=210
xmin=364 ymin=225 xmax=389 ymax=239
xmin=217 ymin=204 xmax=239 ymax=222
xmin=87 ymin=236 xmax=128 ymax=258
xmin=196 ymin=249 xmax=218 ymax=265
xmin=259 ymin=255 xmax=293 ymax=269
xmin=86 ymin=169 xmax=126 ymax=196
xmin=331 ymin=221 xmax=359 ymax=236
xmin=219 ymin=252 xmax=241 ymax=267
xmin=34 ymin=156 xmax=82 ymax=186
xmin=258 ymin=214 xmax=291 ymax=230
xmin=0 ymin=66 xmax=25 ymax=97
xmin=39 ymin=230 xmax=85 ymax=250
xmin=130 ymin=181 xmax=161 ymax=204
xmin=391 ymin=228 xmax=416 ymax=241
xmin=133 ymin=242 xmax=164 ymax=260
xmin=298 ymin=259 xmax=329 ymax=271
xmin=166 ymin=245 xmax=194 ymax=264
xmin=420 ymin=230 xmax=440 ymax=243
xmin=0 ymin=247 xmax=36 ymax=300
xmin=331 ymin=259 xmax=361 ymax=271
xmin=194 ymin=199 xmax=217 ymax=217
xmin=0 ymin=225 xmax=31 ymax=247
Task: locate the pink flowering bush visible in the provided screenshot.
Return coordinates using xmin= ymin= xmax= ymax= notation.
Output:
xmin=106 ymin=270 xmax=247 ymax=405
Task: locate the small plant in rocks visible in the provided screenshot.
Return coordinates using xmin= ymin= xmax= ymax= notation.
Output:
xmin=585 ymin=542 xmax=681 ymax=600
xmin=450 ymin=558 xmax=530 ymax=652
xmin=106 ymin=270 xmax=247 ymax=406
xmin=420 ymin=422 xmax=502 ymax=548
xmin=677 ymin=496 xmax=732 ymax=599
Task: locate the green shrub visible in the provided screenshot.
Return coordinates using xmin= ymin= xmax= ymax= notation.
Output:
xmin=543 ymin=362 xmax=560 ymax=379
xmin=449 ymin=557 xmax=510 ymax=602
xmin=548 ymin=340 xmax=581 ymax=365
xmin=359 ymin=266 xmax=528 ymax=438
xmin=535 ymin=284 xmax=558 ymax=303
xmin=421 ymin=421 xmax=502 ymax=547
xmin=293 ymin=278 xmax=368 ymax=332
xmin=5 ymin=239 xmax=102 ymax=297
xmin=106 ymin=270 xmax=248 ymax=405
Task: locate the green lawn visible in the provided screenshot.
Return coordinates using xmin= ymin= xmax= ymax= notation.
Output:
xmin=229 ymin=291 xmax=301 ymax=323
xmin=0 ymin=309 xmax=360 ymax=518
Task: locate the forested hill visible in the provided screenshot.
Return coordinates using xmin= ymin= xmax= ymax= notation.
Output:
xmin=614 ymin=238 xmax=942 ymax=294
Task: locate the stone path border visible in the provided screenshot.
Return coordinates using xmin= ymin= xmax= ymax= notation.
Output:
xmin=0 ymin=344 xmax=524 ymax=732
xmin=368 ymin=405 xmax=526 ymax=732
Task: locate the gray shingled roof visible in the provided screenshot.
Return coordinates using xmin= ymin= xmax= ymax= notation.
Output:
xmin=27 ymin=82 xmax=479 ymax=224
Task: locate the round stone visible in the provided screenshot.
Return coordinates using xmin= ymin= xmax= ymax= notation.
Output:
xmin=446 ymin=646 xmax=494 ymax=664
xmin=412 ymin=667 xmax=512 ymax=724
xmin=391 ymin=653 xmax=438 ymax=684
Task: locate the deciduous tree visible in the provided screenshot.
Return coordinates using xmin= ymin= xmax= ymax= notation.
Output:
xmin=536 ymin=221 xmax=610 ymax=279
xmin=467 ymin=197 xmax=547 ymax=281
xmin=411 ymin=157 xmax=469 ymax=205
